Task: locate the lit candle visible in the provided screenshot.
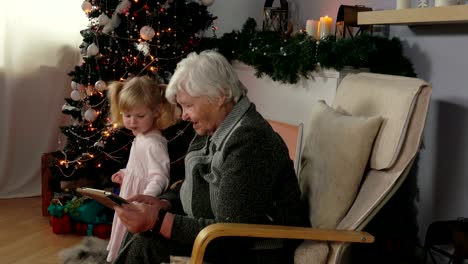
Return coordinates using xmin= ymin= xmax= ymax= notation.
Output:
xmin=305 ymin=19 xmax=319 ymax=39
xmin=318 ymin=16 xmax=333 ymax=39
xmin=434 ymin=0 xmax=458 ymax=6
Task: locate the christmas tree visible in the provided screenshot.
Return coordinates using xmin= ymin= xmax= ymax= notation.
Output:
xmin=49 ymin=0 xmax=216 ymax=190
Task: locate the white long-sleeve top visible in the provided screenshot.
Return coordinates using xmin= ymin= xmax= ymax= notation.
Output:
xmin=107 ymin=130 xmax=170 ymax=262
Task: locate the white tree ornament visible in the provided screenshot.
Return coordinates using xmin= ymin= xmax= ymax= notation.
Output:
xmin=94 ymin=141 xmax=105 ymax=148
xmin=101 ymin=0 xmax=129 ymax=34
xmin=103 ymin=15 xmax=121 ymax=34
xmin=62 ymin=103 xmax=77 ymax=111
xmin=84 ymin=108 xmax=98 ymax=122
xmin=136 ymin=42 xmax=150 ymax=56
xmin=95 ymin=80 xmax=107 ymax=91
xmin=71 ymin=81 xmax=80 ymax=90
xmin=71 ymin=90 xmax=84 ymax=101
xmin=116 ymin=0 xmax=131 ymax=14
xmin=87 ymin=43 xmax=99 ymax=56
xmin=98 ymin=14 xmax=111 ymax=26
xmin=81 ymin=1 xmax=92 ymax=13
xmin=140 ymin=26 xmax=156 ymax=40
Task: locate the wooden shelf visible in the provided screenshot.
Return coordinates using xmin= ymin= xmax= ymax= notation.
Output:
xmin=358 ymin=5 xmax=468 ymax=25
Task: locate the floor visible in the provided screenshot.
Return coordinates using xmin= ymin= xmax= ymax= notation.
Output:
xmin=0 ymin=196 xmax=83 ymax=264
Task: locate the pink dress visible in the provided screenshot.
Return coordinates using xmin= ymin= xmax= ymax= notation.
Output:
xmin=106 ymin=130 xmax=170 ymax=262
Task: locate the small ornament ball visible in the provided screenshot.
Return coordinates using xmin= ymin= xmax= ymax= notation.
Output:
xmin=71 ymin=81 xmax=79 ymax=90
xmin=201 ymin=0 xmax=215 ymax=6
xmin=81 ymin=1 xmax=92 ymax=13
xmin=84 ymin=108 xmax=98 ymax=122
xmin=70 ymin=90 xmax=83 ymax=101
xmin=95 ymin=80 xmax=107 ymax=91
xmin=94 ymin=141 xmax=105 ymax=148
xmin=140 ymin=26 xmax=156 ymax=41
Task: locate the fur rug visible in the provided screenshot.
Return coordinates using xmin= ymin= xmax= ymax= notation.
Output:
xmin=58 ymin=237 xmax=109 ymax=264
xmin=57 ymin=236 xmax=194 ymax=264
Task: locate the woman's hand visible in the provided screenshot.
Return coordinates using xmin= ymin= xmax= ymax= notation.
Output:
xmin=114 ymin=195 xmax=171 ymax=233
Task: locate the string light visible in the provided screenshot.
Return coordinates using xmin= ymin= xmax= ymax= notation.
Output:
xmin=55 ymin=122 xmax=191 ymax=177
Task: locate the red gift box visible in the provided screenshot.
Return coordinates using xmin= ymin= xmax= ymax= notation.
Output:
xmin=51 ymin=214 xmax=72 ymax=234
xmin=74 ymin=221 xmax=88 ymax=236
xmin=92 ymin=224 xmax=112 ymax=239
xmin=74 ymin=221 xmax=112 ymax=239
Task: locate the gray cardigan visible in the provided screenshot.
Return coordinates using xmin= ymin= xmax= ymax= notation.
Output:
xmin=160 ymin=96 xmax=307 ymax=249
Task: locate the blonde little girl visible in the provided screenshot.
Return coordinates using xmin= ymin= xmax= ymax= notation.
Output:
xmin=106 ymin=76 xmax=177 ymax=262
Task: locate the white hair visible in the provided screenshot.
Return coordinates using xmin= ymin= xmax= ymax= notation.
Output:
xmin=165 ymin=50 xmax=247 ymax=104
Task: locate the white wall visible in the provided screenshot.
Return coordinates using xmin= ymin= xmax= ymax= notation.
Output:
xmin=393 ymin=23 xmax=468 ymax=240
xmin=207 ymin=0 xmax=468 ymax=243
xmin=0 ymin=1 xmax=87 ymax=198
xmin=208 ymin=0 xmax=265 ymax=35
xmin=234 ymin=62 xmax=342 ymax=129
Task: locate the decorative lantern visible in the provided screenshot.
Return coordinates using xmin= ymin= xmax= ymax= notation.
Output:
xmin=263 ymin=0 xmax=289 ymax=34
xmin=335 ymin=5 xmax=373 ymax=39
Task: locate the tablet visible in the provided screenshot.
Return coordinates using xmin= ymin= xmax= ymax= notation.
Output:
xmin=76 ymin=187 xmax=129 ymax=209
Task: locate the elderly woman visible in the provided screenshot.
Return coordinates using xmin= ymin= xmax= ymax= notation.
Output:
xmin=113 ymin=50 xmax=308 ymax=264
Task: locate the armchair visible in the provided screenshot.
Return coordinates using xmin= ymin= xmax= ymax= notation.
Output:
xmin=266 ymin=119 xmax=303 ymax=174
xmin=185 ymin=72 xmax=432 ymax=264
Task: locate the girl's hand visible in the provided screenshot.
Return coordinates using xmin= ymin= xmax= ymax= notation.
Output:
xmin=111 ymin=170 xmax=124 ymax=184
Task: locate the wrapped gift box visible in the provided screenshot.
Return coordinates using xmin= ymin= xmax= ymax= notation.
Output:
xmin=92 ymin=223 xmax=112 ymax=239
xmin=74 ymin=221 xmax=112 ymax=239
xmin=51 ymin=214 xmax=72 ymax=234
xmin=74 ymin=221 xmax=89 ymax=236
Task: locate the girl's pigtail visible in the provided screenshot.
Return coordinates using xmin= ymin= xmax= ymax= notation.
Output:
xmin=157 ymin=84 xmax=180 ymax=130
xmin=107 ymin=81 xmax=125 ymax=127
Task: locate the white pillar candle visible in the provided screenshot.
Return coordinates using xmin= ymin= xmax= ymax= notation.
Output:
xmin=434 ymin=0 xmax=459 ymax=6
xmin=305 ymin=20 xmax=318 ymax=39
xmin=318 ymin=16 xmax=332 ymax=39
xmin=396 ymin=0 xmax=411 ymax=9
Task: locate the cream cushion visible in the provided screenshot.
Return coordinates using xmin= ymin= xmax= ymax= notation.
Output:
xmin=299 ymin=100 xmax=382 ymax=229
xmin=294 ymin=241 xmax=329 ymax=264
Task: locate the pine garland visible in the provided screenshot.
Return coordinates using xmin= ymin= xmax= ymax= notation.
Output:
xmin=202 ymin=18 xmax=416 ymax=84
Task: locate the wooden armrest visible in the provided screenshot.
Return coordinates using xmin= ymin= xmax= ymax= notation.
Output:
xmin=190 ymin=223 xmax=374 ymax=264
